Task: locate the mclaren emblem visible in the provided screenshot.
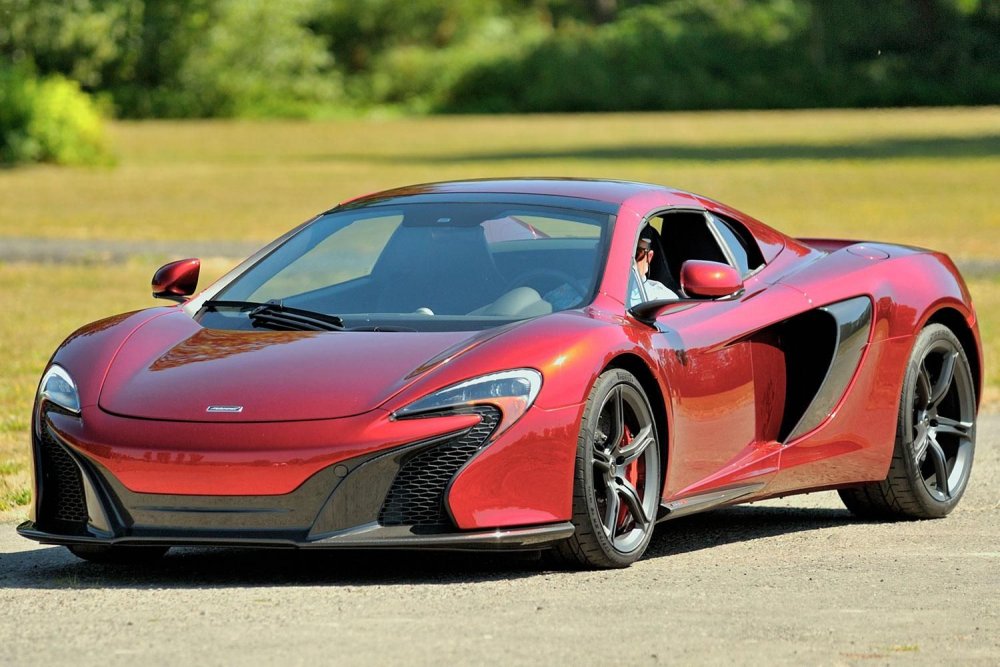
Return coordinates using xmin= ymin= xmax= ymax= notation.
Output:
xmin=206 ymin=405 xmax=244 ymax=413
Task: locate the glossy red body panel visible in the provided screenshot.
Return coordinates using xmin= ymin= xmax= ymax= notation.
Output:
xmin=34 ymin=179 xmax=982 ymax=539
xmin=345 ymin=178 xmax=671 ymax=207
xmin=99 ymin=310 xmax=473 ymax=421
xmin=639 ymin=284 xmax=813 ymax=498
xmin=447 ymin=403 xmax=582 ymax=529
xmin=49 ymin=407 xmax=481 ymax=495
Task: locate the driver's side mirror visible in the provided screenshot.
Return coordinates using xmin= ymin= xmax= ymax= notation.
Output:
xmin=680 ymin=260 xmax=743 ymax=298
xmin=152 ymin=258 xmax=200 ymax=302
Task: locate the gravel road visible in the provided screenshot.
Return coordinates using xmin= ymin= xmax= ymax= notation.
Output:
xmin=1 ymin=417 xmax=997 ymax=666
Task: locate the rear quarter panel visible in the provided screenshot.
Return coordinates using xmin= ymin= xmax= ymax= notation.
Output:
xmin=763 ymin=244 xmax=980 ymax=496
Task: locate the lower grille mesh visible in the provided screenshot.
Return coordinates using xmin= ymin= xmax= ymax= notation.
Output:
xmin=38 ymin=420 xmax=89 ymax=525
xmin=379 ymin=406 xmax=500 ymax=526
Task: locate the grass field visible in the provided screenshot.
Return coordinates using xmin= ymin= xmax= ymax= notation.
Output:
xmin=1 ymin=107 xmax=998 ymax=513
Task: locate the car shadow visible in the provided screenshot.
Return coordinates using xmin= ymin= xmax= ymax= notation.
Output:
xmin=644 ymin=504 xmax=861 ymax=559
xmin=0 ymin=505 xmax=862 ymax=589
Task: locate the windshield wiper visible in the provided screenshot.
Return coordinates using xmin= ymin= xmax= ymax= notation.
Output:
xmin=201 ymin=300 xmax=344 ymax=332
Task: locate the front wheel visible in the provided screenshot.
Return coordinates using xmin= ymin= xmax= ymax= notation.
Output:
xmin=839 ymin=324 xmax=977 ymax=519
xmin=554 ymin=369 xmax=662 ymax=568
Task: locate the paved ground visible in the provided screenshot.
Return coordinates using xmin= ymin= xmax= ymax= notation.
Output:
xmin=1 ymin=417 xmax=997 ymax=666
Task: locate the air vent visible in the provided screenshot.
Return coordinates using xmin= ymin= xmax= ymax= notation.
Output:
xmin=379 ymin=406 xmax=500 ymax=526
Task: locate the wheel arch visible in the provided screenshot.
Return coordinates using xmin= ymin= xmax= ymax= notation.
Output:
xmin=924 ymin=306 xmax=982 ymax=405
xmin=603 ymin=353 xmax=670 ymax=486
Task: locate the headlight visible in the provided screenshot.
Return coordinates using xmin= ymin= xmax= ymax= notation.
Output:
xmin=38 ymin=365 xmax=81 ymax=414
xmin=394 ymin=369 xmax=542 ymax=438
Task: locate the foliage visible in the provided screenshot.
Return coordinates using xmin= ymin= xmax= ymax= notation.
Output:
xmin=0 ymin=65 xmax=111 ymax=165
xmin=440 ymin=0 xmax=1000 ymax=112
xmin=1 ymin=0 xmax=340 ymax=118
xmin=1 ymin=0 xmax=998 ymax=117
xmin=178 ymin=0 xmax=340 ymax=118
xmin=0 ymin=0 xmax=139 ymax=89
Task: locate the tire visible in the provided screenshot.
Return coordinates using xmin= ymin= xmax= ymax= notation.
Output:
xmin=839 ymin=324 xmax=976 ymax=519
xmin=67 ymin=544 xmax=170 ymax=564
xmin=554 ymin=369 xmax=662 ymax=568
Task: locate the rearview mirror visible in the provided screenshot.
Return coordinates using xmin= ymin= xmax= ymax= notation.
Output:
xmin=152 ymin=258 xmax=200 ymax=302
xmin=680 ymin=260 xmax=743 ymax=298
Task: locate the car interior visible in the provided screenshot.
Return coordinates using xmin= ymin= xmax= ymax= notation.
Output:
xmin=646 ymin=210 xmax=765 ymax=293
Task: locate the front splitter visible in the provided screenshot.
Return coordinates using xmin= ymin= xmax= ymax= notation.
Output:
xmin=17 ymin=520 xmax=576 ymax=552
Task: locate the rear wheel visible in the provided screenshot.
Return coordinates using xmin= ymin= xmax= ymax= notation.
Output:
xmin=554 ymin=369 xmax=662 ymax=568
xmin=68 ymin=544 xmax=169 ymax=564
xmin=839 ymin=324 xmax=976 ymax=519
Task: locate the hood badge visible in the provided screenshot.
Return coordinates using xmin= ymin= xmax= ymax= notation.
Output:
xmin=207 ymin=405 xmax=244 ymax=413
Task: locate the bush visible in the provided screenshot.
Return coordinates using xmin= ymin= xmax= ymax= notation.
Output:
xmin=363 ymin=16 xmax=548 ymax=112
xmin=178 ymin=0 xmax=341 ymax=118
xmin=439 ymin=3 xmax=817 ymax=113
xmin=438 ymin=0 xmax=1000 ymax=113
xmin=0 ymin=66 xmax=111 ymax=165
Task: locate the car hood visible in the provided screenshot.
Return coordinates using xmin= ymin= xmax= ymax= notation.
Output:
xmin=97 ymin=310 xmax=494 ymax=422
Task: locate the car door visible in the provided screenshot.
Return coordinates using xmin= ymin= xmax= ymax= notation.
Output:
xmin=640 ymin=210 xmax=812 ymax=501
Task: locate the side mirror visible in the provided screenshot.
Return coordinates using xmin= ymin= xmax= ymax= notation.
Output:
xmin=680 ymin=260 xmax=743 ymax=298
xmin=152 ymin=258 xmax=200 ymax=302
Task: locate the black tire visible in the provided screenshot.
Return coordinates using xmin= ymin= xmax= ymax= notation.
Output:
xmin=839 ymin=324 xmax=976 ymax=519
xmin=554 ymin=369 xmax=662 ymax=568
xmin=67 ymin=544 xmax=170 ymax=564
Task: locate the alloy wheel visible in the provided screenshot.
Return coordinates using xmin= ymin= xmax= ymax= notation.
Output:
xmin=910 ymin=339 xmax=976 ymax=501
xmin=591 ymin=383 xmax=660 ymax=554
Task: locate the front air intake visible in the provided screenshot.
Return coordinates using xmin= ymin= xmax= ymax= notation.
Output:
xmin=379 ymin=406 xmax=500 ymax=526
xmin=37 ymin=417 xmax=89 ymax=527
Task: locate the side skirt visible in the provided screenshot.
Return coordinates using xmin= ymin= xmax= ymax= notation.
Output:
xmin=657 ymin=483 xmax=766 ymax=521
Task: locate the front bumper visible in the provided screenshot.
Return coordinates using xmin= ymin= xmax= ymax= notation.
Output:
xmin=21 ymin=404 xmax=578 ymax=550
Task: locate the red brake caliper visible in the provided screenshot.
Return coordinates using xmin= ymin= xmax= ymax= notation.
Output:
xmin=618 ymin=425 xmax=643 ymax=528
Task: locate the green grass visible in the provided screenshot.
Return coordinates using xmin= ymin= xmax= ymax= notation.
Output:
xmin=0 ymin=107 xmax=997 ymax=510
xmin=0 ymin=107 xmax=997 ymax=257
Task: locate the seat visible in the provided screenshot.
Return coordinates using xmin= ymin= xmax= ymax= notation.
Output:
xmin=372 ymin=224 xmax=507 ymax=315
xmin=658 ymin=213 xmax=729 ymax=288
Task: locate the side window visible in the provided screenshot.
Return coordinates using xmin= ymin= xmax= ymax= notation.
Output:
xmin=709 ymin=214 xmax=764 ymax=277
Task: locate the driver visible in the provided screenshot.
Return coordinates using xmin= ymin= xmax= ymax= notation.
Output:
xmin=630 ymin=237 xmax=677 ymax=305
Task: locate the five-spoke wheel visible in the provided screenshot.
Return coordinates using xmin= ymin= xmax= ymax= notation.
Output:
xmin=840 ymin=323 xmax=977 ymax=518
xmin=556 ymin=369 xmax=661 ymax=568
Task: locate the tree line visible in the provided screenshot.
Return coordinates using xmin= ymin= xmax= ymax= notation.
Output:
xmin=2 ymin=0 xmax=998 ymax=162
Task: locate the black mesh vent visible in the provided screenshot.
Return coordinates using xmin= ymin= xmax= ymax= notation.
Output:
xmin=38 ymin=420 xmax=89 ymax=525
xmin=379 ymin=406 xmax=500 ymax=526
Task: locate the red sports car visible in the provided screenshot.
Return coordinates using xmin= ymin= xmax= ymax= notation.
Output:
xmin=20 ymin=179 xmax=981 ymax=568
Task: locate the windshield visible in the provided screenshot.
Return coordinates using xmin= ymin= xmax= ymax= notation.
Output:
xmin=201 ymin=201 xmax=614 ymax=332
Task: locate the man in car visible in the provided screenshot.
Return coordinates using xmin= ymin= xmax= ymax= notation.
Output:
xmin=630 ymin=237 xmax=677 ymax=305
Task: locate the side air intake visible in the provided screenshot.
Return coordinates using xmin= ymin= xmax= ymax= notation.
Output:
xmin=780 ymin=296 xmax=873 ymax=442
